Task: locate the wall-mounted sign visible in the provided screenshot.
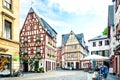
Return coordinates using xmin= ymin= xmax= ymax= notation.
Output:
xmin=0 ymin=47 xmax=8 ymax=52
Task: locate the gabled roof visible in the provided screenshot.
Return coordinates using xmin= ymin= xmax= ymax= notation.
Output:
xmin=62 ymin=31 xmax=83 ymax=46
xmin=88 ymin=35 xmax=108 ymax=42
xmin=62 ymin=31 xmax=89 ymax=52
xmin=21 ymin=7 xmax=57 ymax=37
xmin=29 ymin=7 xmax=34 ymax=13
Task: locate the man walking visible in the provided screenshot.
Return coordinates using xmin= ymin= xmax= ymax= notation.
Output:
xmin=99 ymin=65 xmax=109 ymax=79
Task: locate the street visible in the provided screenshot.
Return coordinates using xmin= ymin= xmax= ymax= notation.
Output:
xmin=1 ymin=68 xmax=120 ymax=80
xmin=1 ymin=68 xmax=87 ymax=80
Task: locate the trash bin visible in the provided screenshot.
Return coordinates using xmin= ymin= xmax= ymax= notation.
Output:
xmin=87 ymin=70 xmax=94 ymax=80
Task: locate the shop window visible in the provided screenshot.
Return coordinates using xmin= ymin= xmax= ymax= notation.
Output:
xmin=4 ymin=20 xmax=12 ymax=39
xmin=0 ymin=54 xmax=11 ymax=76
xmin=4 ymin=0 xmax=12 ymax=10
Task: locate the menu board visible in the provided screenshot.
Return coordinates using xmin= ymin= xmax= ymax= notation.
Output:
xmin=0 ymin=54 xmax=11 ymax=76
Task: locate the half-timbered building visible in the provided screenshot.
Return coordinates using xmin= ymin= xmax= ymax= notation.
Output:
xmin=20 ymin=7 xmax=57 ymax=72
xmin=62 ymin=31 xmax=89 ymax=69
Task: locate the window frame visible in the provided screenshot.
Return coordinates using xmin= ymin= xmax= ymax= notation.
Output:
xmin=3 ymin=0 xmax=12 ymax=10
xmin=4 ymin=20 xmax=12 ymax=39
xmin=99 ymin=41 xmax=102 ymax=46
xmin=105 ymin=40 xmax=109 ymax=45
xmin=93 ymin=42 xmax=96 ymax=47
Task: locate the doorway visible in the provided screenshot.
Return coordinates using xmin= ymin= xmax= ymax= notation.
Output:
xmin=76 ymin=62 xmax=79 ymax=69
xmin=23 ymin=62 xmax=28 ymax=72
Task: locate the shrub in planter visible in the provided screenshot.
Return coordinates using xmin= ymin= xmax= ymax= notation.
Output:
xmin=34 ymin=66 xmax=38 ymax=72
xmin=39 ymin=67 xmax=44 ymax=73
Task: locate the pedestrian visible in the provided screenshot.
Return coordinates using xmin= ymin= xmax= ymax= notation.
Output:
xmin=99 ymin=65 xmax=108 ymax=79
xmin=92 ymin=66 xmax=99 ymax=80
xmin=103 ymin=65 xmax=108 ymax=79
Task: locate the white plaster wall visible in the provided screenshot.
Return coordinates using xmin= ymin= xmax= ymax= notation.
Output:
xmin=89 ymin=38 xmax=110 ymax=53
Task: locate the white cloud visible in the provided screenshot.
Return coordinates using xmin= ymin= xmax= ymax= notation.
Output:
xmin=20 ymin=0 xmax=112 ymax=47
xmin=48 ymin=0 xmax=112 ymax=15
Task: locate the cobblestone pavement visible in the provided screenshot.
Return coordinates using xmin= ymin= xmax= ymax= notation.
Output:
xmin=0 ymin=68 xmax=120 ymax=80
xmin=0 ymin=69 xmax=87 ymax=80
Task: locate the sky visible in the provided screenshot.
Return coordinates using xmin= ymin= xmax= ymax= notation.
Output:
xmin=20 ymin=0 xmax=113 ymax=46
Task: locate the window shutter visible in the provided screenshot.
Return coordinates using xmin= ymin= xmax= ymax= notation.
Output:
xmin=91 ymin=51 xmax=93 ymax=55
xmin=102 ymin=50 xmax=105 ymax=56
xmin=96 ymin=51 xmax=98 ymax=55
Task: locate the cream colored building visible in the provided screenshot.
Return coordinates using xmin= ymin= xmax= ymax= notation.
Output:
xmin=62 ymin=31 xmax=89 ymax=69
xmin=0 ymin=0 xmax=20 ymax=76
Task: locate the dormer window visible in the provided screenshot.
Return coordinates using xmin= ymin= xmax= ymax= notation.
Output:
xmin=4 ymin=0 xmax=12 ymax=10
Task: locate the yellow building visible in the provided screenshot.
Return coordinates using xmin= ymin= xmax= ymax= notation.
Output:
xmin=0 ymin=0 xmax=20 ymax=76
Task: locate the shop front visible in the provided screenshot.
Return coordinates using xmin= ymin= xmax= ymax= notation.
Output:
xmin=0 ymin=38 xmax=20 ymax=76
xmin=0 ymin=54 xmax=12 ymax=76
xmin=113 ymin=52 xmax=120 ymax=77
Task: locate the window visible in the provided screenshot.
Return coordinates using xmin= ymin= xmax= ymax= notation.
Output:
xmin=73 ymin=45 xmax=77 ymax=49
xmin=105 ymin=40 xmax=109 ymax=45
xmin=4 ymin=0 xmax=12 ymax=10
xmin=4 ymin=20 xmax=12 ymax=39
xmin=34 ymin=61 xmax=39 ymax=67
xmin=99 ymin=41 xmax=102 ymax=46
xmin=93 ymin=42 xmax=96 ymax=47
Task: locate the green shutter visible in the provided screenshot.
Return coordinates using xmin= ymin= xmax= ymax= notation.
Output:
xmin=102 ymin=50 xmax=105 ymax=56
xmin=91 ymin=51 xmax=93 ymax=55
xmin=96 ymin=51 xmax=98 ymax=55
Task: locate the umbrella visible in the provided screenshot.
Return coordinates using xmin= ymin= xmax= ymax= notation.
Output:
xmin=81 ymin=54 xmax=110 ymax=61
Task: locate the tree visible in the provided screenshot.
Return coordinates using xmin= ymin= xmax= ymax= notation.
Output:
xmin=102 ymin=27 xmax=108 ymax=35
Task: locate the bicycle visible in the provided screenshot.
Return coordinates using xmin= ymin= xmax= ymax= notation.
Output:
xmin=98 ymin=74 xmax=106 ymax=80
xmin=12 ymin=69 xmax=24 ymax=77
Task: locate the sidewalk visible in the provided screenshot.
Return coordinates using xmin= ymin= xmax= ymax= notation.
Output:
xmin=107 ymin=74 xmax=120 ymax=80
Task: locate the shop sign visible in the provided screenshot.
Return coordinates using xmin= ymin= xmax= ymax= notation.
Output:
xmin=0 ymin=47 xmax=8 ymax=52
xmin=115 ymin=52 xmax=120 ymax=55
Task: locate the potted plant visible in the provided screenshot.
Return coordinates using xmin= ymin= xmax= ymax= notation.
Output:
xmin=39 ymin=67 xmax=44 ymax=73
xmin=34 ymin=66 xmax=38 ymax=72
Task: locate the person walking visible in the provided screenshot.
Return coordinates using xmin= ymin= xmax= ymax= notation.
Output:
xmin=99 ymin=65 xmax=109 ymax=79
xmin=103 ymin=65 xmax=108 ymax=79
